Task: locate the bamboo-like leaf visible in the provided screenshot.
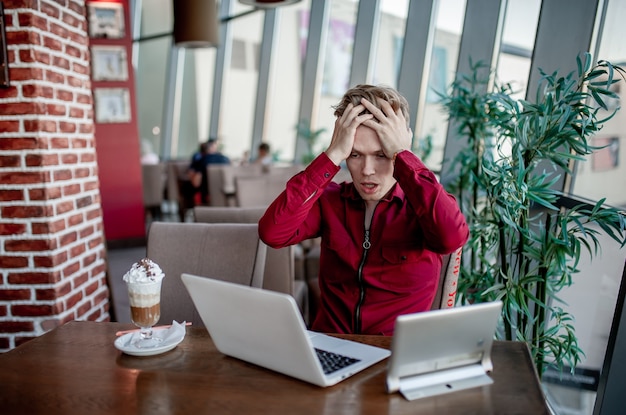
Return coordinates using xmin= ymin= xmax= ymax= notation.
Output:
xmin=443 ymin=55 xmax=626 ymax=373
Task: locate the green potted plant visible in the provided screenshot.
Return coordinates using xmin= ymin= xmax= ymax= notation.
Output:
xmin=441 ymin=53 xmax=626 ymax=374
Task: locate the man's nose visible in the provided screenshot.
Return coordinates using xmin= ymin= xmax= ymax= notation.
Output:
xmin=362 ymin=156 xmax=375 ymax=175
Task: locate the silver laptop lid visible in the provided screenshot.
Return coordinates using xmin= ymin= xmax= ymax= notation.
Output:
xmin=387 ymin=301 xmax=503 ymax=400
xmin=181 ymin=273 xmax=390 ymax=387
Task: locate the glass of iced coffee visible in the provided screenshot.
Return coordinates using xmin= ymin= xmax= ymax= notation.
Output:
xmin=123 ymin=258 xmax=165 ymax=348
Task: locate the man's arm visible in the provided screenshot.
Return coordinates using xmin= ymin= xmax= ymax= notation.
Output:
xmin=258 ymin=153 xmax=340 ymax=249
xmin=394 ymin=150 xmax=469 ymax=254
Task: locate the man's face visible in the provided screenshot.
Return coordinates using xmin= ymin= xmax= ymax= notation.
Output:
xmin=346 ymin=126 xmax=396 ymax=204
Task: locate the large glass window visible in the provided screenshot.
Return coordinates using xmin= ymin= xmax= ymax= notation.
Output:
xmin=215 ymin=3 xmax=263 ymax=163
xmin=134 ymin=37 xmax=171 ymax=156
xmin=417 ymin=0 xmax=466 ymax=172
xmin=539 ymin=2 xmax=626 ymax=414
xmin=570 ymin=1 xmax=626 ymax=209
xmin=374 ymin=0 xmax=409 ymax=88
xmin=264 ymin=1 xmax=311 ymax=164
xmin=132 ymin=0 xmax=215 ymax=161
xmin=496 ymin=0 xmax=540 ymax=99
xmin=132 ymin=0 xmax=173 ymax=158
xmin=310 ymin=0 xmax=358 ymax=156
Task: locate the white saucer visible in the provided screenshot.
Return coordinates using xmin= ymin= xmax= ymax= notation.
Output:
xmin=114 ymin=325 xmax=186 ymax=357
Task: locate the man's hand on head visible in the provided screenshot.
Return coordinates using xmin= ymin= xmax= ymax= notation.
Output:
xmin=360 ymin=98 xmax=411 ymax=159
xmin=325 ymin=102 xmax=373 ymax=166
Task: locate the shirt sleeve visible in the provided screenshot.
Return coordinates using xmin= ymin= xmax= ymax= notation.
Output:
xmin=393 ymin=150 xmax=469 ymax=254
xmin=258 ymin=153 xmax=340 ymax=248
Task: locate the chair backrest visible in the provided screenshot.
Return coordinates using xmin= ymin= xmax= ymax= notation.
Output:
xmin=235 ymin=175 xmax=289 ymax=208
xmin=220 ymin=164 xmax=264 ymax=196
xmin=194 ymin=206 xmax=266 ymax=223
xmin=193 ymin=206 xmax=310 ymax=321
xmin=146 ymin=222 xmax=267 ymax=326
xmin=193 ymin=206 xmax=294 ymax=295
xmin=141 ymin=163 xmax=166 ymax=208
xmin=264 ymin=164 xmax=303 ymax=179
xmin=166 ymin=160 xmax=189 ymax=202
xmin=430 ymin=247 xmax=463 ymax=310
xmin=207 ymin=165 xmax=228 ymax=207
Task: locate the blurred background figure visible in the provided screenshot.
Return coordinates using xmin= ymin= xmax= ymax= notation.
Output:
xmin=140 ymin=139 xmax=159 ymax=165
xmin=255 ymin=142 xmax=273 ymax=166
xmin=188 ymin=138 xmax=231 ymax=205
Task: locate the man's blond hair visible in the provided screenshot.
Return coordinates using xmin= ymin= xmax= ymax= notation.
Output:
xmin=333 ymin=84 xmax=410 ymax=128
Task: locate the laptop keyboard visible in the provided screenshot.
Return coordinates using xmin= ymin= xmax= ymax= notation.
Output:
xmin=315 ymin=348 xmax=361 ymax=375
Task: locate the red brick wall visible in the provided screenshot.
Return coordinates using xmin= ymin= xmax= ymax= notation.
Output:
xmin=0 ymin=0 xmax=110 ymax=351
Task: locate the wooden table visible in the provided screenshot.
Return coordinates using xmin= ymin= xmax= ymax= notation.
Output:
xmin=0 ymin=321 xmax=549 ymax=414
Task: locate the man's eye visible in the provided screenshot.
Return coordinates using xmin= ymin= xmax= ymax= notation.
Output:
xmin=350 ymin=153 xmax=359 ymax=158
xmin=376 ymin=153 xmax=387 ymax=158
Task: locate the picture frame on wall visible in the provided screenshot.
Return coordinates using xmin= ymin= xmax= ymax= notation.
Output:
xmin=87 ymin=2 xmax=125 ymax=39
xmin=91 ymin=45 xmax=128 ymax=81
xmin=94 ymin=88 xmax=131 ymax=123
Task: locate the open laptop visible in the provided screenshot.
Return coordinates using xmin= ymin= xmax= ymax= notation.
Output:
xmin=181 ymin=273 xmax=391 ymax=387
xmin=386 ymin=300 xmax=503 ymax=401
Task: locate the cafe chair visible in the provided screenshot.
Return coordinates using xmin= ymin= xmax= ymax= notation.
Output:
xmin=193 ymin=206 xmax=309 ymax=323
xmin=146 ymin=222 xmax=267 ymax=327
xmin=206 ymin=165 xmax=228 ymax=207
xmin=430 ymin=247 xmax=463 ymax=310
xmin=234 ymin=175 xmax=288 ymax=208
xmin=141 ymin=163 xmax=166 ymax=221
xmin=166 ymin=159 xmax=195 ymax=221
xmin=208 ymin=164 xmax=264 ymax=207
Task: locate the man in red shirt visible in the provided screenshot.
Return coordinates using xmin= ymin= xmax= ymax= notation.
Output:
xmin=259 ymin=85 xmax=469 ymax=335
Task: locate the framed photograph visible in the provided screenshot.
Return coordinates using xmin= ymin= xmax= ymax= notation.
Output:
xmin=87 ymin=2 xmax=125 ymax=39
xmin=91 ymin=45 xmax=128 ymax=81
xmin=94 ymin=88 xmax=131 ymax=123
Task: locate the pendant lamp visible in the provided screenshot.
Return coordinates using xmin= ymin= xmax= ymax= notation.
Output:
xmin=239 ymin=0 xmax=302 ymax=7
xmin=173 ymin=0 xmax=302 ymax=48
xmin=173 ymin=0 xmax=219 ymax=48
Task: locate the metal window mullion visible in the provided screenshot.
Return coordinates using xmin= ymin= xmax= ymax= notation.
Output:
xmin=250 ymin=9 xmax=278 ymax=160
xmin=440 ymin=0 xmax=507 ymax=186
xmin=209 ymin=0 xmax=235 ymax=141
xmin=397 ymin=0 xmax=438 ymax=142
xmin=161 ymin=42 xmax=182 ymax=160
xmin=349 ymin=0 xmax=380 ymax=86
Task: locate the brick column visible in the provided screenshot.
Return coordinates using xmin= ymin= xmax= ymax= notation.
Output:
xmin=0 ymin=0 xmax=110 ymax=351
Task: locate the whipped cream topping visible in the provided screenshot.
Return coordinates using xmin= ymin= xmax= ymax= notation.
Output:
xmin=123 ymin=258 xmax=165 ymax=284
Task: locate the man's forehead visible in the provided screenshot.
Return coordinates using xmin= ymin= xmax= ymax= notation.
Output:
xmin=351 ymin=144 xmax=384 ymax=154
xmin=353 ymin=125 xmax=382 ymax=148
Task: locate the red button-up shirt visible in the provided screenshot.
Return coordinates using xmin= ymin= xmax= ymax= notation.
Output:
xmin=258 ymin=151 xmax=469 ymax=335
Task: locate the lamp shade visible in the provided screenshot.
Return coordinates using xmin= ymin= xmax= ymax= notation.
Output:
xmin=173 ymin=0 xmax=219 ymax=48
xmin=239 ymin=0 xmax=302 ymax=8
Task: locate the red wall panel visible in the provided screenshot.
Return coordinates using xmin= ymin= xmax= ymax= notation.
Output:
xmin=89 ymin=0 xmax=145 ymax=242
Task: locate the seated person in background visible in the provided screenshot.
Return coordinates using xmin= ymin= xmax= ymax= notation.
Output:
xmin=188 ymin=138 xmax=230 ymax=205
xmin=254 ymin=142 xmax=273 ymax=166
xmin=259 ymin=84 xmax=469 ymax=335
xmin=180 ymin=142 xmax=208 ymax=209
xmin=191 ymin=141 xmax=208 ymax=164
